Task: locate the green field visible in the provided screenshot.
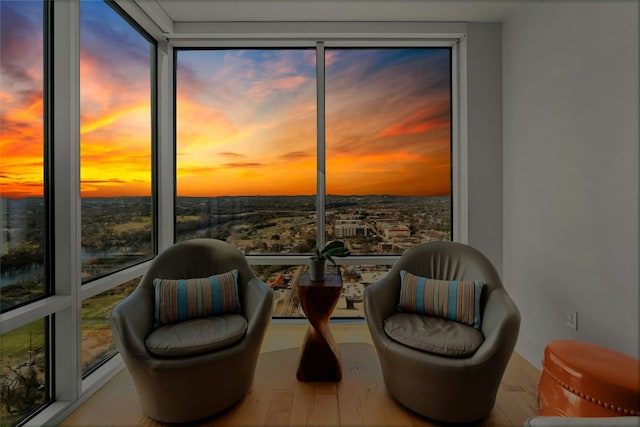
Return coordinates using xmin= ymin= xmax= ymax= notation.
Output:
xmin=0 ymin=321 xmax=45 ymax=360
xmin=81 ymin=277 xmax=138 ymax=374
xmin=1 ymin=278 xmax=139 ymax=426
xmin=1 ymin=320 xmax=47 ymax=427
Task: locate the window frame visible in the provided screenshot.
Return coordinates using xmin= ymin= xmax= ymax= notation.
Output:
xmin=0 ymin=1 xmax=160 ymax=424
xmin=0 ymin=1 xmax=52 ymax=421
xmin=172 ymin=37 xmax=466 ymax=268
xmin=79 ymin=0 xmax=159 ymax=286
xmin=78 ymin=0 xmax=159 ymax=377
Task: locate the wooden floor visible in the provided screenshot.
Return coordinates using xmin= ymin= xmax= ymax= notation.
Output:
xmin=61 ymin=322 xmax=540 ymax=427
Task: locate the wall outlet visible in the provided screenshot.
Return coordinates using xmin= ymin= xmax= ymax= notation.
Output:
xmin=565 ymin=309 xmax=578 ymax=331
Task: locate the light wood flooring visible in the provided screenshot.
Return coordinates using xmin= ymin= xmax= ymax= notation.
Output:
xmin=61 ymin=322 xmax=540 ymax=427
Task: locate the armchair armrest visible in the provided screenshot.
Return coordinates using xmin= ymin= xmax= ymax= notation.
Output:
xmin=471 ymin=288 xmax=521 ymax=365
xmin=241 ymin=277 xmax=273 ymax=340
xmin=109 ymin=286 xmax=155 ymax=359
xmin=364 ymin=278 xmax=400 ymax=329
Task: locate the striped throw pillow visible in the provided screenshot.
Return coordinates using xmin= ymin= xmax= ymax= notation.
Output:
xmin=153 ymin=270 xmax=240 ymax=326
xmin=398 ymin=270 xmax=484 ymax=329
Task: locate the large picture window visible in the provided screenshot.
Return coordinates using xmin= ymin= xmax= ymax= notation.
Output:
xmin=176 ymin=45 xmax=452 ymax=318
xmin=2 ymin=2 xmax=158 ymax=424
xmin=0 ymin=0 xmax=51 ymax=420
xmin=175 ymin=49 xmax=317 ymax=252
xmin=78 ymin=0 xmax=156 ymax=378
xmin=325 ymin=48 xmax=452 ymax=255
xmin=80 ymin=0 xmax=155 ymax=283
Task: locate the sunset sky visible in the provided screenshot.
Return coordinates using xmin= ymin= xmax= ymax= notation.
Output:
xmin=79 ymin=0 xmax=152 ymax=198
xmin=0 ymin=1 xmax=44 ymax=199
xmin=1 ymin=1 xmax=451 ymax=200
xmin=177 ymin=47 xmax=451 ymax=196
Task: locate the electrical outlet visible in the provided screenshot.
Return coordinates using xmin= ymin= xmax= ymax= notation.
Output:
xmin=565 ymin=309 xmax=578 ymax=331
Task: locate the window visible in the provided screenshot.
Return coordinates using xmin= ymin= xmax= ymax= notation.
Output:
xmin=78 ymin=0 xmax=156 ymax=379
xmin=81 ymin=277 xmax=138 ymax=375
xmin=325 ymin=48 xmax=452 ymax=255
xmin=0 ymin=0 xmax=47 ymax=311
xmin=0 ymin=2 xmax=51 ymax=422
xmin=80 ymin=0 xmax=155 ymax=283
xmin=175 ymin=49 xmax=317 ymax=252
xmin=175 ymin=46 xmax=452 ymax=318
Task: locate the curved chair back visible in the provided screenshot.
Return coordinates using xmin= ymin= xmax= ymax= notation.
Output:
xmin=139 ymin=238 xmax=257 ymax=292
xmin=386 ymin=240 xmax=503 ymax=306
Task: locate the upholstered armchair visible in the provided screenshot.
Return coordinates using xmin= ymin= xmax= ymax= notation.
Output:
xmin=364 ymin=240 xmax=520 ymax=423
xmin=109 ymin=238 xmax=273 ymax=423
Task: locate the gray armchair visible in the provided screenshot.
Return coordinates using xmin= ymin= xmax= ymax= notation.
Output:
xmin=364 ymin=240 xmax=520 ymax=423
xmin=109 ymin=238 xmax=273 ymax=423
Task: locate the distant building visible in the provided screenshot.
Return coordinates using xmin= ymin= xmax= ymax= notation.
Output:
xmin=384 ymin=224 xmax=411 ymax=238
xmin=269 ymin=273 xmax=288 ymax=290
xmin=334 ymin=219 xmax=361 ymax=226
xmin=377 ymin=242 xmax=394 ymax=253
xmin=1 ymin=198 xmax=27 ymax=255
xmin=0 ymin=199 xmax=8 ymax=255
xmin=334 ymin=219 xmax=369 ymax=238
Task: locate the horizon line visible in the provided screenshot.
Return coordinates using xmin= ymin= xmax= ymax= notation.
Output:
xmin=1 ymin=193 xmax=451 ymax=200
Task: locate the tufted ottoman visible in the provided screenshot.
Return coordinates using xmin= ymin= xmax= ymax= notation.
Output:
xmin=538 ymin=340 xmax=640 ymax=418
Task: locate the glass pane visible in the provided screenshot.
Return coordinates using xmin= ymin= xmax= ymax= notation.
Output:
xmin=0 ymin=1 xmax=46 ymax=310
xmin=82 ymin=277 xmax=138 ymax=376
xmin=175 ymin=49 xmax=317 ymax=254
xmin=254 ymin=265 xmax=304 ymax=317
xmin=80 ymin=1 xmax=154 ymax=282
xmin=325 ymin=48 xmax=452 ymax=255
xmin=0 ymin=319 xmax=48 ymax=426
xmin=254 ymin=263 xmax=392 ymax=319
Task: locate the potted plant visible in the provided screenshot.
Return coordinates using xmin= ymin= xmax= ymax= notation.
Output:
xmin=309 ymin=240 xmax=351 ymax=281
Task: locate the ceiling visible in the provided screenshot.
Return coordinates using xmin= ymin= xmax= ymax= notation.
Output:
xmin=144 ymin=0 xmax=526 ymax=24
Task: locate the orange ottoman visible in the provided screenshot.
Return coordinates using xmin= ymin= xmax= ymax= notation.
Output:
xmin=538 ymin=340 xmax=640 ymax=417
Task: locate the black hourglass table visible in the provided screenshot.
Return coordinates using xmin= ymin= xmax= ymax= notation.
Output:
xmin=296 ymin=273 xmax=342 ymax=382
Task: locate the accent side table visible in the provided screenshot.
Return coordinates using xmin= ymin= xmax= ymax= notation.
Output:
xmin=296 ymin=273 xmax=342 ymax=382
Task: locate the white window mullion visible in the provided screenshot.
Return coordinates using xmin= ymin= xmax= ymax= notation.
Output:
xmin=156 ymin=40 xmax=175 ymax=252
xmin=316 ymin=41 xmax=326 ymax=249
xmin=52 ymin=0 xmax=82 ymax=404
xmin=452 ymin=39 xmax=468 ymax=244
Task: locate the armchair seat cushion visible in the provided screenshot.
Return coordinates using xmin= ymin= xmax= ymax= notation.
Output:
xmin=384 ymin=312 xmax=484 ymax=357
xmin=145 ymin=314 xmax=248 ymax=357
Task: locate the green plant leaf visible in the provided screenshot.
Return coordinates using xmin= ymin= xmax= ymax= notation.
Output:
xmin=313 ymin=241 xmax=350 ymax=264
xmin=322 ymin=245 xmax=350 ymax=265
xmin=321 ymin=241 xmax=345 ymax=253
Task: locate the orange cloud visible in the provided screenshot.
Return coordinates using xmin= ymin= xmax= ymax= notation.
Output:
xmin=175 ymin=69 xmax=318 ymax=196
xmin=78 ymin=56 xmax=152 ymax=196
xmin=326 ymin=146 xmax=450 ymax=196
xmin=248 ymin=75 xmax=308 ymax=100
xmin=376 ymin=109 xmax=450 ymax=138
xmin=177 ymin=152 xmax=316 ymax=196
xmin=1 ymin=86 xmax=44 ymax=198
xmin=175 ymin=93 xmax=239 ymax=157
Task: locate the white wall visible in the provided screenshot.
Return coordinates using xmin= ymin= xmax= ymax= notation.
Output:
xmin=466 ymin=23 xmax=503 ymax=273
xmin=502 ymin=2 xmax=639 ymax=368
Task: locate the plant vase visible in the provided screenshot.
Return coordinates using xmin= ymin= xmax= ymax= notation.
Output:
xmin=309 ymin=258 xmax=326 ymax=281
